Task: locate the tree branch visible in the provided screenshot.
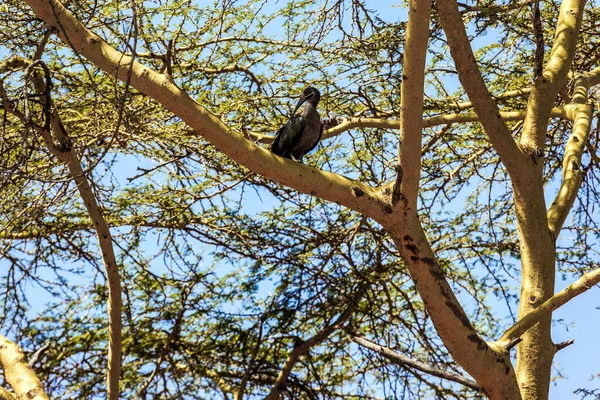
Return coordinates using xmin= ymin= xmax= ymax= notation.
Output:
xmin=510 ymin=2 xmax=587 ymax=395
xmin=397 ymin=0 xmax=431 ymax=206
xmin=532 ymin=0 xmax=544 ymax=79
xmin=264 ymin=283 xmax=367 ymax=400
xmin=0 ymin=387 xmax=17 ymax=400
xmin=1 ymin=58 xmax=122 ymax=400
xmin=27 ymin=342 xmax=52 ymax=368
xmin=0 ymin=334 xmax=49 ymax=400
xmin=386 ymin=224 xmax=519 ymax=399
xmin=351 ymin=335 xmax=481 ymax=391
xmin=521 ymin=0 xmax=587 ymax=150
xmin=583 ymin=66 xmax=600 ymax=86
xmin=555 ymin=339 xmax=575 ymax=352
xmin=437 ymin=0 xmax=526 ymax=176
xmin=500 ymin=266 xmax=600 ymax=345
xmin=22 ymin=0 xmax=390 ymax=224
xmin=548 ymin=75 xmax=593 ymax=236
xmin=248 ymin=106 xmax=568 ymax=146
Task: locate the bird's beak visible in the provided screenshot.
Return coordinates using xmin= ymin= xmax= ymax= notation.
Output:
xmin=291 ymin=93 xmax=310 ymax=116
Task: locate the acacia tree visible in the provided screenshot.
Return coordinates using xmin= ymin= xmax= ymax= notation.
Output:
xmin=0 ymin=0 xmax=599 ymax=398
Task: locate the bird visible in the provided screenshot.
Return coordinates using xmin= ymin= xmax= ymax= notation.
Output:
xmin=270 ymin=87 xmax=322 ymax=162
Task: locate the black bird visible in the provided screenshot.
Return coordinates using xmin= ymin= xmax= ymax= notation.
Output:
xmin=271 ymin=87 xmax=322 ymax=162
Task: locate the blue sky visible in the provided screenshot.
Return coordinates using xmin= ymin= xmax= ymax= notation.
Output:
xmin=1 ymin=0 xmax=599 ymax=398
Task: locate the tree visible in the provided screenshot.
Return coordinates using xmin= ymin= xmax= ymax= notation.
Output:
xmin=0 ymin=0 xmax=599 ymax=398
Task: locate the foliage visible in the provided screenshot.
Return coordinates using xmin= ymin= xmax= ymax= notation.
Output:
xmin=1 ymin=0 xmax=600 ymax=398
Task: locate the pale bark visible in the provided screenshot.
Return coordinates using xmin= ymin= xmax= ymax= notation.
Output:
xmin=1 ymin=57 xmax=122 ymax=400
xmin=397 ymin=0 xmax=431 ymax=206
xmin=500 ymin=265 xmax=600 ymax=345
xmin=390 ymin=4 xmax=519 ymax=397
xmin=385 ymin=220 xmax=519 ymax=399
xmin=548 ymin=75 xmax=594 ymax=235
xmin=252 ymin=106 xmax=567 ymax=145
xmin=18 ymin=0 xmax=597 ymax=399
xmin=437 ymin=0 xmax=526 ymax=178
xmin=22 ymin=0 xmax=391 ymax=225
xmin=514 ymin=1 xmax=587 ymax=398
xmin=0 ymin=334 xmax=49 ymax=400
xmin=437 ymin=0 xmax=589 ymax=397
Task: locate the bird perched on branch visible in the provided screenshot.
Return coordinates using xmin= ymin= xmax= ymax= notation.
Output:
xmin=270 ymin=87 xmax=322 ymax=162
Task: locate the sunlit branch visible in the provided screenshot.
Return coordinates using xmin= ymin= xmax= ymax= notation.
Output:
xmin=548 ymin=74 xmax=593 ymax=235
xmin=499 ymin=266 xmax=600 ymax=345
xmin=386 ymin=228 xmax=519 ymax=399
xmin=201 ymin=369 xmax=240 ymax=397
xmin=521 ymin=0 xmax=587 ymax=149
xmin=0 ymin=59 xmax=122 ymax=400
xmin=247 ymin=108 xmax=568 ymax=145
xmin=397 ymin=0 xmax=431 ymax=206
xmin=584 ymin=66 xmax=600 ymax=86
xmin=23 ymin=0 xmax=391 ymax=223
xmin=0 ymin=387 xmax=16 ymax=400
xmin=437 ymin=0 xmax=525 ymax=176
xmin=0 ymin=334 xmax=49 ymax=400
xmin=511 ymin=2 xmax=588 ymax=397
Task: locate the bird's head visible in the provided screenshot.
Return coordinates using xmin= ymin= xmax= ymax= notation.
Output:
xmin=292 ymin=86 xmax=320 ymax=116
xmin=302 ymin=87 xmax=320 ymax=104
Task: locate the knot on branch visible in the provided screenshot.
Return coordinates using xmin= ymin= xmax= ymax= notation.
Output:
xmin=521 ymin=142 xmax=544 ymax=164
xmin=351 ymin=186 xmax=364 ymax=198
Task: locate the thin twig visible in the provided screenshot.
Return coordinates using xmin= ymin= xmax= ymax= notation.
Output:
xmin=351 ymin=335 xmax=481 ymax=391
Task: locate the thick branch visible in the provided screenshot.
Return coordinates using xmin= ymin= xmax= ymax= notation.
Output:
xmin=1 ymin=59 xmax=122 ymax=400
xmin=351 ymin=335 xmax=481 ymax=391
xmin=23 ymin=0 xmax=389 ymax=223
xmin=437 ymin=0 xmax=525 ymax=175
xmin=0 ymin=334 xmax=49 ymax=400
xmin=521 ymin=0 xmax=587 ymax=149
xmin=386 ymin=221 xmax=519 ymax=400
xmin=584 ymin=66 xmax=600 ymax=86
xmin=0 ymin=387 xmax=16 ymax=400
xmin=500 ymin=266 xmax=600 ymax=345
xmin=379 ymin=13 xmax=519 ymax=393
xmin=512 ymin=3 xmax=587 ymax=397
xmin=547 ymin=101 xmax=593 ymax=235
xmin=397 ymin=0 xmax=431 ymax=206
